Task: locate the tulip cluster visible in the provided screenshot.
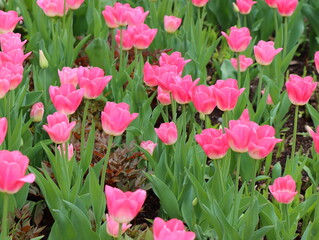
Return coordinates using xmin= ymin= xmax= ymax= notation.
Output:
xmin=37 ymin=0 xmax=85 ymax=17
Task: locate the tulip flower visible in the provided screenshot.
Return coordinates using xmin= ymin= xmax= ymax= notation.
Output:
xmin=43 ymin=112 xmax=76 ymax=144
xmin=221 ymin=27 xmax=252 ymax=52
xmin=170 ymin=75 xmax=199 ymax=104
xmin=115 ymin=28 xmax=135 ymax=51
xmin=153 ymin=217 xmax=196 ymax=240
xmin=155 ymin=122 xmax=178 ymax=145
xmin=195 ymin=128 xmax=229 ymax=159
xmin=269 ymin=175 xmax=297 ymax=204
xmin=101 ymin=102 xmax=138 ymax=136
xmin=0 ymin=150 xmax=35 ymax=194
xmin=234 ymin=0 xmax=257 ymax=15
xmin=140 ymin=140 xmax=157 ymax=155
xmin=285 ymin=74 xmax=317 ymax=106
xmin=191 ymin=0 xmax=209 ymax=7
xmin=58 ymin=67 xmax=79 ymax=87
xmin=164 ymin=16 xmax=182 ymax=33
xmin=57 ymin=143 xmax=74 ymax=161
xmin=37 ymin=0 xmax=68 ymax=17
xmin=143 ymin=62 xmax=159 ymax=87
xmin=191 ymin=85 xmax=216 ymax=115
xmin=49 ymin=83 xmax=84 ymax=115
xmin=66 ymin=0 xmax=84 ymax=10
xmin=213 ymin=79 xmax=245 ymax=111
xmin=130 ymin=24 xmax=157 ymax=50
xmin=314 ymin=51 xmax=319 ymax=74
xmin=0 ymin=10 xmax=23 ymax=34
xmin=106 ymin=214 xmax=131 ymax=237
xmin=105 ymin=185 xmax=146 ymax=223
xmin=126 ymin=6 xmax=149 ymax=26
xmin=159 ymin=52 xmax=191 ymax=74
xmin=30 ymin=102 xmax=44 ymax=122
xmin=0 ymin=117 xmax=7 ymax=145
xmin=276 ymin=0 xmax=298 ymax=17
xmin=306 ymin=126 xmax=319 ymax=154
xmin=156 ymin=65 xmax=180 ymax=92
xmin=0 ymin=76 xmax=10 ymax=99
xmin=157 ymin=87 xmax=171 ymax=105
xmin=261 ymin=90 xmax=274 ymax=105
xmin=254 ymin=40 xmax=282 ymax=66
xmin=264 ymin=0 xmax=277 ymax=8
xmin=0 ymin=32 xmax=27 ymax=53
xmin=230 ymin=55 xmax=253 ymax=72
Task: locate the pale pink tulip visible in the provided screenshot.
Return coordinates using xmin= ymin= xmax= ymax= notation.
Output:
xmin=115 ymin=28 xmax=135 ymax=50
xmin=164 ymin=16 xmax=182 ymax=33
xmin=230 ymin=55 xmax=253 ymax=72
xmin=156 ymin=65 xmax=180 ymax=92
xmin=129 ymin=24 xmax=157 ymax=50
xmin=221 ymin=27 xmax=252 ymax=52
xmin=143 ymin=62 xmax=159 ymax=87
xmin=159 ymin=52 xmax=191 ymax=74
xmin=170 ymin=75 xmax=199 ymax=104
xmin=0 ymin=76 xmax=10 ymax=99
xmin=106 ymin=214 xmax=131 ymax=237
xmin=191 ymin=85 xmax=216 ymax=115
xmin=155 ymin=122 xmax=178 ymax=145
xmin=254 ymin=40 xmax=282 ymax=66
xmin=58 ymin=67 xmax=79 ymax=87
xmin=37 ymin=0 xmax=68 ymax=17
xmin=30 ymin=102 xmax=44 ymax=122
xmin=314 ymin=51 xmax=319 ymax=74
xmin=0 ymin=65 xmax=22 ymax=91
xmin=0 ymin=49 xmax=31 ymax=66
xmin=234 ymin=0 xmax=257 ymax=14
xmin=126 ymin=6 xmax=149 ymax=26
xmin=191 ymin=0 xmax=209 ymax=7
xmin=157 ymin=87 xmax=171 ymax=105
xmin=57 ymin=143 xmax=74 ymax=161
xmin=66 ymin=0 xmax=84 ymax=9
xmin=0 ymin=117 xmax=7 ymax=145
xmin=276 ymin=0 xmax=298 ymax=17
xmin=306 ymin=126 xmax=319 ymax=154
xmin=269 ymin=175 xmax=297 ymax=204
xmin=0 ymin=10 xmax=23 ymax=34
xmin=261 ymin=90 xmax=274 ymax=105
xmin=0 ymin=32 xmax=27 ymax=53
xmin=140 ymin=140 xmax=157 ymax=155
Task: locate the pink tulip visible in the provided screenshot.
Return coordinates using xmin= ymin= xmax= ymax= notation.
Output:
xmin=105 ymin=185 xmax=146 ymax=223
xmin=314 ymin=51 xmax=319 ymax=74
xmin=143 ymin=62 xmax=159 ymax=87
xmin=157 ymin=87 xmax=171 ymax=105
xmin=285 ymin=74 xmax=317 ymax=105
xmin=221 ymin=27 xmax=252 ymax=52
xmin=159 ymin=52 xmax=191 ymax=74
xmin=0 ymin=32 xmax=27 ymax=53
xmin=140 ymin=140 xmax=157 ymax=155
xmin=0 ymin=10 xmax=23 ymax=34
xmin=234 ymin=0 xmax=257 ymax=14
xmin=0 ymin=117 xmax=7 ymax=145
xmin=230 ymin=55 xmax=253 ymax=72
xmin=129 ymin=24 xmax=157 ymax=50
xmin=306 ymin=126 xmax=319 ymax=154
xmin=155 ymin=122 xmax=178 ymax=145
xmin=164 ymin=16 xmax=182 ymax=33
xmin=57 ymin=143 xmax=74 ymax=161
xmin=191 ymin=85 xmax=216 ymax=115
xmin=153 ymin=217 xmax=196 ymax=240
xmin=0 ymin=150 xmax=35 ymax=194
xmin=195 ymin=128 xmax=229 ymax=159
xmin=58 ymin=67 xmax=79 ymax=87
xmin=254 ymin=40 xmax=282 ymax=66
xmin=115 ymin=28 xmax=135 ymax=51
xmin=0 ymin=49 xmax=31 ymax=66
xmin=0 ymin=74 xmax=11 ymax=99
xmin=102 ymin=6 xmax=120 ymax=28
xmin=66 ymin=0 xmax=84 ymax=10
xmin=106 ymin=214 xmax=131 ymax=237
xmin=156 ymin=65 xmax=180 ymax=92
xmin=30 ymin=102 xmax=44 ymax=122
xmin=276 ymin=0 xmax=298 ymax=17
xmin=213 ymin=79 xmax=245 ymax=111
xmin=37 ymin=0 xmax=68 ymax=17
xmin=49 ymin=84 xmax=84 ymax=115
xmin=261 ymin=90 xmax=274 ymax=105
xmin=0 ymin=65 xmax=22 ymax=91
xmin=77 ymin=66 xmax=112 ymax=99
xmin=126 ymin=6 xmax=149 ymax=26
xmin=191 ymin=0 xmax=209 ymax=7
xmin=248 ymin=125 xmax=282 ymax=159
xmin=269 ymin=175 xmax=297 ymax=204
xmin=264 ymin=0 xmax=277 ymax=8
xmin=101 ymin=102 xmax=138 ymax=136
xmin=43 ymin=112 xmax=76 ymax=144
xmin=170 ymin=75 xmax=199 ymax=104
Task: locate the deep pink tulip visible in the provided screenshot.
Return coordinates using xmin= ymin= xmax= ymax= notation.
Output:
xmin=0 ymin=70 xmax=11 ymax=98
xmin=195 ymin=128 xmax=229 ymax=159
xmin=0 ymin=10 xmax=23 ymax=34
xmin=248 ymin=125 xmax=282 ymax=159
xmin=106 ymin=214 xmax=131 ymax=237
xmin=285 ymin=74 xmax=317 ymax=106
xmin=264 ymin=0 xmax=277 ymax=8
xmin=115 ymin=28 xmax=135 ymax=51
xmin=129 ymin=24 xmax=157 ymax=50
xmin=0 ymin=117 xmax=7 ymax=145
xmin=155 ymin=122 xmax=178 ymax=145
xmin=234 ymin=0 xmax=257 ymax=14
xmin=77 ymin=66 xmax=112 ymax=99
xmin=140 ymin=140 xmax=157 ymax=155
xmin=0 ymin=32 xmax=27 ymax=53
xmin=170 ymin=75 xmax=199 ymax=104
xmin=102 ymin=5 xmax=120 ymax=28
xmin=43 ymin=112 xmax=76 ymax=144
xmin=143 ymin=62 xmax=159 ymax=87
xmin=101 ymin=102 xmax=138 ymax=136
xmin=0 ymin=150 xmax=35 ymax=194
xmin=269 ymin=175 xmax=297 ymax=204
xmin=49 ymin=84 xmax=84 ymax=115
xmin=230 ymin=55 xmax=253 ymax=72
xmin=191 ymin=0 xmax=209 ymax=7
xmin=276 ymin=0 xmax=298 ymax=17
xmin=153 ymin=217 xmax=196 ymax=240
xmin=314 ymin=51 xmax=319 ymax=74
xmin=126 ymin=6 xmax=149 ymax=26
xmin=0 ymin=65 xmax=22 ymax=91
xmin=164 ymin=16 xmax=182 ymax=33
xmin=306 ymin=126 xmax=319 ymax=154
xmin=37 ymin=0 xmax=68 ymax=17
xmin=57 ymin=143 xmax=74 ymax=161
xmin=254 ymin=40 xmax=282 ymax=66
xmin=213 ymin=79 xmax=245 ymax=111
xmin=58 ymin=67 xmax=79 ymax=87
xmin=157 ymin=87 xmax=171 ymax=105
xmin=66 ymin=0 xmax=84 ymax=9
xmin=30 ymin=102 xmax=44 ymax=122
xmin=221 ymin=27 xmax=252 ymax=52
xmin=191 ymin=85 xmax=216 ymax=115
xmin=105 ymin=185 xmax=146 ymax=223
xmin=159 ymin=52 xmax=191 ymax=74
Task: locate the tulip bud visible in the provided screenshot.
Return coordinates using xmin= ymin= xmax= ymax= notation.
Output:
xmin=233 ymin=3 xmax=240 ymax=13
xmin=39 ymin=50 xmax=48 ymax=69
xmin=192 ymin=197 xmax=198 ymax=206
xmin=30 ymin=102 xmax=44 ymax=122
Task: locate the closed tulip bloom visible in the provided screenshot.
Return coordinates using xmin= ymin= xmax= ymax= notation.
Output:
xmin=153 ymin=217 xmax=196 ymax=240
xmin=37 ymin=0 xmax=68 ymax=17
xmin=66 ymin=0 xmax=84 ymax=9
xmin=155 ymin=122 xmax=178 ymax=145
xmin=234 ymin=0 xmax=257 ymax=14
xmin=106 ymin=214 xmax=131 ymax=237
xmin=58 ymin=67 xmax=79 ymax=87
xmin=213 ymin=79 xmax=245 ymax=111
xmin=0 ymin=117 xmax=7 ymax=145
xmin=264 ymin=0 xmax=277 ymax=8
xmin=101 ymin=102 xmax=138 ymax=136
xmin=77 ymin=66 xmax=112 ymax=99
xmin=157 ymin=87 xmax=171 ymax=105
xmin=143 ymin=62 xmax=159 ymax=87
xmin=0 ymin=10 xmax=23 ymax=34
xmin=159 ymin=52 xmax=191 ymax=74
xmin=195 ymin=128 xmax=229 ymax=159
xmin=170 ymin=75 xmax=199 ymax=104
xmin=314 ymin=51 xmax=319 ymax=74
xmin=49 ymin=84 xmax=84 ymax=115
xmin=105 ymin=185 xmax=146 ymax=223
xmin=276 ymin=0 xmax=298 ymax=17
xmin=57 ymin=143 xmax=74 ymax=161
xmin=306 ymin=126 xmax=319 ymax=154
xmin=0 ymin=150 xmax=35 ymax=194
xmin=286 ymin=74 xmax=317 ymax=105
xmin=30 ymin=102 xmax=44 ymax=122
xmin=43 ymin=112 xmax=76 ymax=144
xmin=115 ymin=28 xmax=135 ymax=51
xmin=129 ymin=24 xmax=157 ymax=50
xmin=230 ymin=55 xmax=253 ymax=72
xmin=191 ymin=85 xmax=216 ymax=115
xmin=140 ymin=140 xmax=157 ymax=155
xmin=269 ymin=175 xmax=297 ymax=204
xmin=221 ymin=27 xmax=252 ymax=52
xmin=191 ymin=0 xmax=209 ymax=7
xmin=254 ymin=41 xmax=282 ymax=66
xmin=164 ymin=16 xmax=182 ymax=33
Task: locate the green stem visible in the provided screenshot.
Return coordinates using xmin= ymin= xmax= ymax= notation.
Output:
xmin=80 ymin=100 xmax=90 ymax=160
xmin=282 ymin=204 xmax=290 ymax=237
xmin=244 ymin=15 xmax=247 ymax=27
xmin=215 ymin=160 xmax=225 ymax=194
xmin=1 ymin=193 xmax=9 ymax=240
xmin=111 ymin=29 xmax=115 ymax=64
xmin=182 ymin=104 xmax=187 ymax=139
xmin=237 ymin=53 xmax=241 ymax=87
xmin=257 ymin=66 xmax=264 ymax=106
xmin=274 ymin=9 xmax=278 ymax=40
xmin=283 ymin=17 xmax=288 ymax=57
xmin=233 ymin=154 xmax=241 ymax=223
xmin=117 ymin=223 xmax=123 ymax=239
xmin=237 ymin=13 xmax=241 ymax=28
xmin=251 ymin=160 xmax=258 ymax=198
xmin=62 ymin=0 xmax=67 ymax=29
xmin=171 ymin=94 xmax=177 ymax=122
xmin=119 ymin=29 xmax=123 ymax=72
xmin=291 ymin=105 xmax=299 ymax=160
xmin=100 ymin=136 xmax=114 ymax=191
